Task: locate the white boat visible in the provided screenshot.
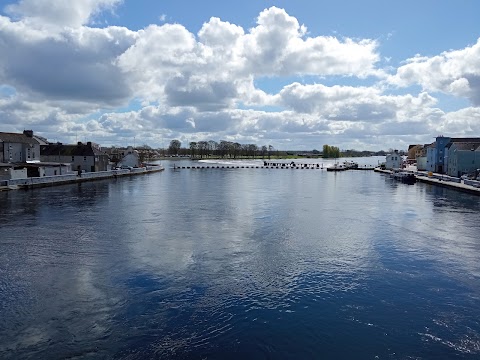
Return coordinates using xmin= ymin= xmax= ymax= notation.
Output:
xmin=343 ymin=161 xmax=358 ymax=169
xmin=327 ymin=163 xmax=346 ymax=172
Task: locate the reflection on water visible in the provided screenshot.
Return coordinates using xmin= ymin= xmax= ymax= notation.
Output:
xmin=1 ymin=159 xmax=480 ymax=359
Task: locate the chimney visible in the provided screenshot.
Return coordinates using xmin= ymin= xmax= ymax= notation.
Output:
xmin=23 ymin=130 xmax=33 ymax=137
xmin=77 ymin=142 xmax=82 ymax=146
xmin=87 ymin=141 xmax=92 ymax=146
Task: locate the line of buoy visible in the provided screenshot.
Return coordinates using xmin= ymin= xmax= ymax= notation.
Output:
xmin=171 ymin=164 xmax=375 ymax=171
xmin=172 ymin=165 xmax=326 ymax=170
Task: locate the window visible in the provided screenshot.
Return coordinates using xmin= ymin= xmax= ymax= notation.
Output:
xmin=72 ymin=156 xmax=74 ymax=161
xmin=83 ymin=156 xmax=87 ymax=161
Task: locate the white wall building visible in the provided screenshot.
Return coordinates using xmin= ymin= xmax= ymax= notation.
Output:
xmin=118 ymin=146 xmax=140 ymax=168
xmin=385 ymin=151 xmax=403 ymax=170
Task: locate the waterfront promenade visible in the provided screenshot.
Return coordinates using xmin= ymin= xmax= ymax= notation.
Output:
xmin=374 ymin=168 xmax=480 ymax=195
xmin=0 ymin=165 xmax=164 ymax=191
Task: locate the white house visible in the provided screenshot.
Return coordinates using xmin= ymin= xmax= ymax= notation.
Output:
xmin=385 ymin=151 xmax=403 ymax=170
xmin=118 ymin=146 xmax=141 ymax=168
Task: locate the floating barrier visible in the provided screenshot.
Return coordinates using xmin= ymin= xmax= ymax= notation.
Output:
xmin=172 ymin=164 xmax=374 ymax=170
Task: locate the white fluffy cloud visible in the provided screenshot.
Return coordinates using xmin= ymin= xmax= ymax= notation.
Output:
xmin=388 ymin=38 xmax=480 ymax=106
xmin=0 ymin=2 xmax=479 ymax=150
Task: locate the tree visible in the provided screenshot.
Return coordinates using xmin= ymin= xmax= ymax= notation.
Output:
xmin=261 ymin=145 xmax=267 ymax=158
xmin=168 ymin=140 xmax=181 ymax=155
xmin=322 ymin=144 xmax=340 ymax=158
xmin=189 ymin=142 xmax=197 ymax=157
xmin=248 ymin=144 xmax=258 ymax=158
xmin=198 ymin=141 xmax=208 ymax=158
xmin=233 ymin=142 xmax=242 ymax=158
xmin=208 ymin=140 xmax=218 ymax=157
xmin=268 ymin=145 xmax=274 ymax=160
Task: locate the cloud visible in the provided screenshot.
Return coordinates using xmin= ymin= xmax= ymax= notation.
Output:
xmin=4 ymin=0 xmax=122 ymax=28
xmin=276 ymin=82 xmax=438 ymax=124
xmin=0 ymin=3 xmax=479 ymax=150
xmin=388 ymin=38 xmax=480 ymax=105
xmin=0 ymin=15 xmax=136 ymax=105
xmin=117 ymin=7 xmax=383 ymax=109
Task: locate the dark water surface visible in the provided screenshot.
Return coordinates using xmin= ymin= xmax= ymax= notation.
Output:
xmin=1 ymin=158 xmax=480 ymax=359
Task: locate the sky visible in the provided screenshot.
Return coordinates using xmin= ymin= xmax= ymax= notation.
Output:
xmin=0 ymin=0 xmax=480 ymax=151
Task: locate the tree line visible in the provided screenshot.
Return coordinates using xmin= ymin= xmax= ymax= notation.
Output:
xmin=168 ymin=140 xmax=280 ymax=159
xmin=166 ymin=139 xmax=393 ymax=159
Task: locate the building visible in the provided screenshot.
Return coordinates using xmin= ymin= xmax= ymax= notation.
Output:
xmin=407 ymin=144 xmax=423 ymax=161
xmin=119 ymin=147 xmax=140 ymax=168
xmin=41 ymin=142 xmax=109 ymax=173
xmin=433 ymin=136 xmax=452 ymax=174
xmin=426 ymin=143 xmax=436 ymax=172
xmin=385 ymin=150 xmax=403 ymax=170
xmin=0 ymin=130 xmax=41 ymax=163
xmin=446 ymin=142 xmax=480 ymax=177
xmin=428 ymin=136 xmax=480 ymax=174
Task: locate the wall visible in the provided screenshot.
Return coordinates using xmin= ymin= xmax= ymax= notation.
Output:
xmin=385 ymin=153 xmax=401 ymax=170
xmin=416 ymin=156 xmax=427 ymax=171
xmin=119 ymin=153 xmax=140 ymax=168
xmin=426 ymin=147 xmax=436 ymax=172
xmin=435 ymin=136 xmax=451 ymax=173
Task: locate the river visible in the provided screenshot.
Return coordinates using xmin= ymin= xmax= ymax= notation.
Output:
xmin=1 ymin=157 xmax=480 ymax=359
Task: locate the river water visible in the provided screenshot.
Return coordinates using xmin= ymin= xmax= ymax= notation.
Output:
xmin=1 ymin=157 xmax=480 ymax=359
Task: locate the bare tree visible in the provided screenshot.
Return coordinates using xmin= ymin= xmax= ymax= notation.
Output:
xmin=189 ymin=142 xmax=197 ymax=158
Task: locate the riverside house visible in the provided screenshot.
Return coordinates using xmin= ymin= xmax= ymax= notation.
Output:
xmin=41 ymin=142 xmax=109 ymax=173
xmin=385 ymin=150 xmax=403 ymax=170
xmin=426 ymin=136 xmax=480 ymax=175
xmin=446 ymin=142 xmax=480 ymax=178
xmin=0 ymin=130 xmax=41 ymax=163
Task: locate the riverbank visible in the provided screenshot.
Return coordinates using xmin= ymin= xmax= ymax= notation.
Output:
xmin=374 ymin=168 xmax=480 ymax=195
xmin=0 ymin=165 xmax=164 ymax=191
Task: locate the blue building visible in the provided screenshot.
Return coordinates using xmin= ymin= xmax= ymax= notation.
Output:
xmin=428 ymin=136 xmax=480 ymax=174
xmin=434 ymin=136 xmax=451 ymax=174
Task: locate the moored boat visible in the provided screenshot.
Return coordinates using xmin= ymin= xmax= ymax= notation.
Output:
xmin=343 ymin=161 xmax=358 ymax=169
xmin=327 ymin=163 xmax=346 ymax=172
xmin=391 ymin=169 xmax=416 ymax=184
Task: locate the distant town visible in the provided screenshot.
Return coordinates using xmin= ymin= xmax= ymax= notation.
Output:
xmin=1 ymin=130 xmax=480 ymax=189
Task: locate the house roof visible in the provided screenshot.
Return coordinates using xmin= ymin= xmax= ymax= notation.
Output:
xmin=14 ymin=162 xmax=71 ymax=167
xmin=41 ymin=143 xmax=108 ymax=157
xmin=451 ymin=137 xmax=480 ymax=143
xmin=0 ymin=132 xmax=39 ymax=145
xmin=452 ymin=142 xmax=480 ymax=151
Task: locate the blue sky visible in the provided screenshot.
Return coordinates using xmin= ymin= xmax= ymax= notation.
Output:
xmin=0 ymin=0 xmax=479 ymax=150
